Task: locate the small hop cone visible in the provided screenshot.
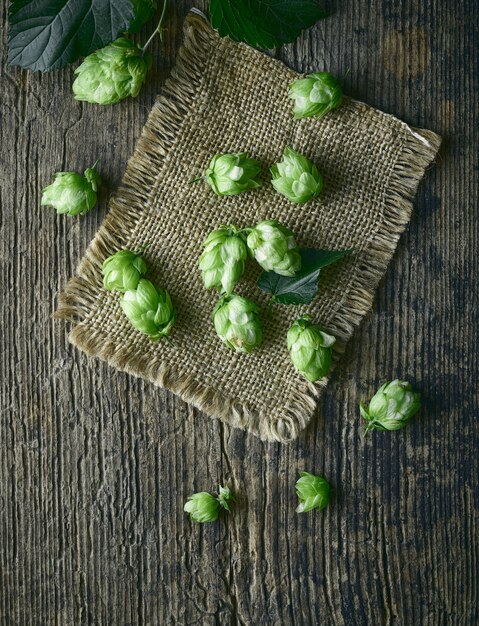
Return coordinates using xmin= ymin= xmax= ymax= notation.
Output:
xmin=41 ymin=164 xmax=101 ymax=216
xmin=184 ymin=486 xmax=233 ymax=523
xmin=199 ymin=226 xmax=248 ymax=294
xmin=204 ymin=153 xmax=262 ymax=196
xmin=213 ymin=295 xmax=262 ymax=353
xmin=287 ymin=315 xmax=336 ymax=382
xmin=184 ymin=492 xmax=220 ymax=523
xmin=120 ymin=279 xmax=175 ymax=340
xmin=217 ymin=486 xmax=233 ymax=511
xmin=288 ymin=72 xmax=343 ymax=120
xmin=360 ymin=380 xmax=421 ymax=432
xmin=246 ymin=219 xmax=301 ymax=276
xmin=73 ymin=38 xmax=152 ymax=105
xmin=271 ymin=147 xmax=323 ymax=204
xmin=295 ymin=472 xmax=330 ymax=513
xmin=102 ymin=250 xmax=148 ymax=292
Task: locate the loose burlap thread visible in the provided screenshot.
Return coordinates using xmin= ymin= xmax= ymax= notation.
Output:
xmin=56 ymin=13 xmax=441 ymax=442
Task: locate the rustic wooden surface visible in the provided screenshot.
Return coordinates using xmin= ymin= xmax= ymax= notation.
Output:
xmin=1 ymin=1 xmax=478 ymax=624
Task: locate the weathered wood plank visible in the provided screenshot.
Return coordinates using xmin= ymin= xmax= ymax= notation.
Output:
xmin=0 ymin=0 xmax=477 ymax=624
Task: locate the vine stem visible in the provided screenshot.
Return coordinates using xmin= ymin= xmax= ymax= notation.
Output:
xmin=134 ymin=242 xmax=151 ymax=255
xmin=239 ymin=227 xmax=253 ymax=235
xmin=142 ymin=0 xmax=168 ymax=55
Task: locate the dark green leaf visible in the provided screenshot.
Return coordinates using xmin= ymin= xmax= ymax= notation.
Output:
xmin=209 ymin=0 xmax=328 ymax=49
xmin=257 ymin=248 xmax=350 ymax=305
xmin=127 ymin=0 xmax=157 ymax=34
xmin=8 ymin=0 xmax=135 ymax=71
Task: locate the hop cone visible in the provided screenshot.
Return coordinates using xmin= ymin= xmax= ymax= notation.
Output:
xmin=120 ymin=279 xmax=175 ymax=340
xmin=288 ymin=72 xmax=343 ymax=119
xmin=199 ymin=226 xmax=248 ymax=294
xmin=213 ymin=295 xmax=262 ymax=353
xmin=41 ymin=164 xmax=101 ymax=216
xmin=295 ymin=472 xmax=330 ymax=513
xmin=73 ymin=38 xmax=151 ymax=105
xmin=287 ymin=315 xmax=336 ymax=382
xmin=102 ymin=250 xmax=147 ymax=292
xmin=205 ymin=153 xmax=262 ymax=196
xmin=360 ymin=380 xmax=421 ymax=432
xmin=184 ymin=486 xmax=233 ymax=523
xmin=246 ymin=219 xmax=301 ymax=276
xmin=271 ymin=147 xmax=323 ymax=204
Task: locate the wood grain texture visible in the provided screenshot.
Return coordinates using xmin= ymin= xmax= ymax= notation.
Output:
xmin=0 ymin=1 xmax=477 ymax=624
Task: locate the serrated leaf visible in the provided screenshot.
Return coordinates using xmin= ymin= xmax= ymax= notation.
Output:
xmin=257 ymin=248 xmax=349 ymax=305
xmin=209 ymin=0 xmax=328 ymax=49
xmin=127 ymin=0 xmax=157 ymax=34
xmin=8 ymin=0 xmax=135 ymax=71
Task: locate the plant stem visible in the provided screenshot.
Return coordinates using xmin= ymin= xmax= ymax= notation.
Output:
xmin=142 ymin=0 xmax=168 ymax=54
xmin=237 ymin=226 xmax=253 ymax=239
xmin=135 ymin=242 xmax=151 ymax=254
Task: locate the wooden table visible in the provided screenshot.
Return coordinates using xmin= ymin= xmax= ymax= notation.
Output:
xmin=1 ymin=1 xmax=477 ymax=624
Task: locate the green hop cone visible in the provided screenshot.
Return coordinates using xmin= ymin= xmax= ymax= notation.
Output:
xmin=73 ymin=38 xmax=152 ymax=105
xmin=204 ymin=153 xmax=262 ymax=196
xmin=41 ymin=164 xmax=101 ymax=216
xmin=120 ymin=278 xmax=175 ymax=340
xmin=127 ymin=0 xmax=157 ymax=34
xmin=213 ymin=295 xmax=262 ymax=353
xmin=288 ymin=72 xmax=343 ymax=120
xmin=295 ymin=472 xmax=330 ymax=513
xmin=184 ymin=486 xmax=233 ymax=523
xmin=199 ymin=226 xmax=248 ymax=294
xmin=287 ymin=315 xmax=336 ymax=382
xmin=246 ymin=219 xmax=301 ymax=276
xmin=102 ymin=249 xmax=148 ymax=292
xmin=271 ymin=147 xmax=323 ymax=204
xmin=360 ymin=380 xmax=421 ymax=432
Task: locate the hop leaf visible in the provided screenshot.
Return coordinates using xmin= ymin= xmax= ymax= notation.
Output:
xmin=204 ymin=153 xmax=262 ymax=196
xmin=295 ymin=472 xmax=330 ymax=513
xmin=184 ymin=486 xmax=233 ymax=523
xmin=209 ymin=0 xmax=328 ymax=50
xmin=199 ymin=226 xmax=248 ymax=294
xmin=287 ymin=315 xmax=335 ymax=382
xmin=246 ymin=219 xmax=301 ymax=276
xmin=41 ymin=164 xmax=101 ymax=216
xmin=258 ymin=248 xmax=350 ymax=306
xmin=288 ymin=72 xmax=343 ymax=119
xmin=102 ymin=249 xmax=148 ymax=292
xmin=120 ymin=279 xmax=175 ymax=340
xmin=73 ymin=38 xmax=152 ymax=105
xmin=360 ymin=380 xmax=421 ymax=432
xmin=213 ymin=294 xmax=263 ymax=353
xmin=7 ymin=0 xmax=136 ymax=72
xmin=127 ymin=0 xmax=157 ymax=34
xmin=271 ymin=147 xmax=323 ymax=204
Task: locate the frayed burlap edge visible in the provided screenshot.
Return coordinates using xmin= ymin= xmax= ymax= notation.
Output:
xmin=55 ymin=13 xmax=441 ymax=443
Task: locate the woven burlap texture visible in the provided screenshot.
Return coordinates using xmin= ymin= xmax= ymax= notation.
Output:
xmin=57 ymin=13 xmax=441 ymax=442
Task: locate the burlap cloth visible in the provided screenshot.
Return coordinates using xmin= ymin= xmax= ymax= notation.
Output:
xmin=57 ymin=13 xmax=441 ymax=442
